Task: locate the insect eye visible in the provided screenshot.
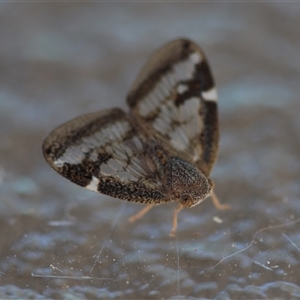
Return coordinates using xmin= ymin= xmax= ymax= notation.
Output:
xmin=180 ymin=194 xmax=195 ymax=208
xmin=182 ymin=195 xmax=190 ymax=202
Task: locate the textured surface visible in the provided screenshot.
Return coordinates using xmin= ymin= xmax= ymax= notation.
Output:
xmin=1 ymin=3 xmax=300 ymax=299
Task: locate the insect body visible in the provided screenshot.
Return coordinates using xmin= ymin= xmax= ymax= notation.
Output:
xmin=43 ymin=39 xmax=230 ymax=236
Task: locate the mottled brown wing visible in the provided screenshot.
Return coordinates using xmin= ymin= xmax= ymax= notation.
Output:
xmin=43 ymin=108 xmax=167 ymax=205
xmin=127 ymin=39 xmax=219 ymax=176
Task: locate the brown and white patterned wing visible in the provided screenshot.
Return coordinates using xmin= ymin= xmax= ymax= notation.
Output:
xmin=42 ymin=108 xmax=166 ymax=205
xmin=127 ymin=39 xmax=219 ymax=176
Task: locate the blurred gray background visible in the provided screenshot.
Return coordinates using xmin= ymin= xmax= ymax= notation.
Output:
xmin=1 ymin=3 xmax=300 ymax=299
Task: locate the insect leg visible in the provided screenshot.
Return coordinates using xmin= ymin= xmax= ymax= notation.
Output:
xmin=169 ymin=204 xmax=184 ymax=237
xmin=128 ymin=204 xmax=155 ymax=223
xmin=210 ymin=192 xmax=231 ymax=210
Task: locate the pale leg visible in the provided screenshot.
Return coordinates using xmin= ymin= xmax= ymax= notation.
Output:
xmin=128 ymin=204 xmax=155 ymax=223
xmin=211 ymin=192 xmax=231 ymax=210
xmin=169 ymin=204 xmax=184 ymax=237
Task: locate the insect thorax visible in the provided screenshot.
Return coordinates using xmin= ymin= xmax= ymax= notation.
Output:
xmin=167 ymin=157 xmax=213 ymax=208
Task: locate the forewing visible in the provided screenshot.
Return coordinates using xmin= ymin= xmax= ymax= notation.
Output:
xmin=127 ymin=39 xmax=219 ymax=176
xmin=43 ymin=108 xmax=166 ymax=205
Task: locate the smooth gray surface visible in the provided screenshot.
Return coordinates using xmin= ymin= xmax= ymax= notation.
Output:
xmin=0 ymin=3 xmax=300 ymax=299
